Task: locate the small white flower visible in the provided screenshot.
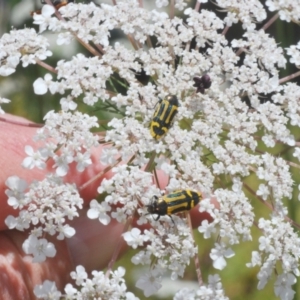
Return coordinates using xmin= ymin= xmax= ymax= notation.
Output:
xmin=5 ymin=176 xmax=27 ymax=197
xmin=135 ymin=268 xmax=162 ymax=297
xmin=131 ymin=251 xmax=151 ymax=265
xmin=210 ymin=243 xmax=235 ymax=270
xmin=262 ymin=135 xmax=275 ymax=148
xmin=53 ymin=151 xmax=74 ymax=177
xmin=87 ymin=199 xmax=111 ymax=225
xmin=198 ymin=219 xmax=216 ymax=239
xmin=64 ymin=283 xmax=79 ymax=298
xmin=161 ymin=162 xmax=178 ymax=177
xmin=22 ymin=145 xmax=47 ymax=170
xmin=246 ymin=251 xmax=262 ymax=268
xmin=112 ymin=266 xmax=126 ymax=281
xmin=33 ymin=5 xmax=56 ymax=32
xmin=293 ymin=147 xmax=300 ymax=160
xmin=111 ymin=207 xmax=127 ymax=223
xmin=123 ymin=228 xmax=148 ymax=249
xmin=196 ymin=285 xmax=213 ymax=297
xmin=34 ymin=280 xmax=61 ymax=299
xmin=4 ymin=215 xmax=18 ymax=229
xmin=274 ymin=273 xmax=296 ymax=300
xmin=174 ymin=287 xmax=197 ymax=300
xmin=75 ymin=151 xmax=92 ymax=172
xmin=256 ymin=184 xmax=270 ymax=200
xmin=33 ymin=74 xmax=53 ymax=95
xmin=57 ymin=224 xmax=76 ymax=240
xmin=5 ymin=176 xmax=28 ymax=209
xmin=5 ymin=210 xmax=31 ymax=231
xmin=23 ymin=235 xmax=56 ymax=262
xmin=125 ymin=291 xmax=140 ymax=300
xmin=100 ymin=147 xmax=120 ymax=166
xmin=212 ymin=162 xmax=225 ymax=174
xmin=60 ymin=96 xmax=77 ymax=111
xmin=70 ymin=265 xmax=88 ymax=286
xmin=198 ymin=197 xmax=215 ymax=215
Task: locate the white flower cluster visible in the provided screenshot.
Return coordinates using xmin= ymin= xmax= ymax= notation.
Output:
xmin=5 ymin=175 xmax=82 ymax=262
xmin=89 ymin=165 xmax=201 ymax=295
xmin=256 ymin=154 xmax=293 ymax=207
xmin=33 ymin=54 xmax=113 ymax=105
xmin=125 ymin=221 xmax=198 ymax=293
xmin=231 ymin=30 xmax=286 ymax=75
xmin=199 ymin=189 xmax=254 ymax=269
xmin=174 ymin=274 xmax=229 ymax=300
xmin=0 ymin=28 xmax=52 ymax=76
xmin=89 ymin=165 xmax=157 ymax=225
xmin=247 ymin=216 xmax=300 ymax=300
xmin=272 ymin=83 xmax=300 ymax=127
xmin=104 ymin=117 xmax=154 ymax=165
xmin=286 ymin=41 xmax=300 ymax=67
xmin=266 ymin=0 xmax=300 ymax=22
xmin=256 ymin=103 xmax=294 ymax=146
xmin=34 ymin=1 xmax=168 ymax=45
xmin=123 ymin=221 xmax=198 ymax=297
xmin=214 ymin=0 xmax=266 ymax=29
xmin=22 ymin=110 xmax=99 ymax=176
xmin=212 ymin=141 xmax=257 ymax=176
xmin=65 ymin=265 xmax=138 ymax=300
xmin=184 ymin=8 xmax=225 ymax=47
xmin=34 ymin=266 xmax=138 ymax=300
xmin=1 ymin=0 xmax=300 ymax=299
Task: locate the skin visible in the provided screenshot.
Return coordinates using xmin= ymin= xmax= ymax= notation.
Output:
xmin=0 ymin=114 xmax=213 ymax=299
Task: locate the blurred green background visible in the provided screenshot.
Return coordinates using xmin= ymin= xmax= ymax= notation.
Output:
xmin=1 ymin=1 xmax=300 ymax=299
